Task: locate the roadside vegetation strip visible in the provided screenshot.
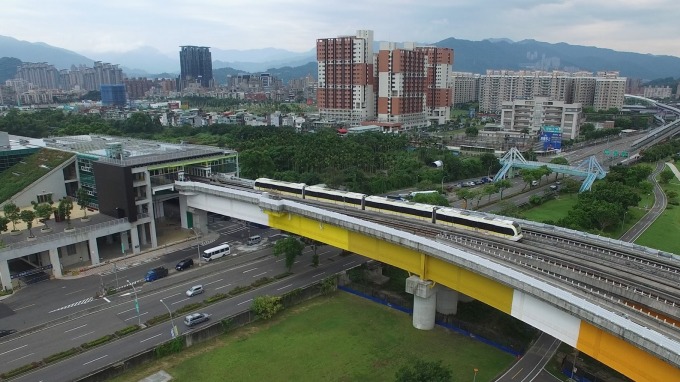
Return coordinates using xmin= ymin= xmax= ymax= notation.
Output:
xmin=110 ymin=292 xmax=514 ymax=382
xmin=635 ymin=180 xmax=680 ymax=254
xmin=0 ymin=362 xmax=42 ymax=380
xmin=81 ymin=334 xmax=115 ymax=349
xmin=43 ymin=347 xmax=81 ymax=364
xmin=115 ymin=325 xmax=141 ymax=337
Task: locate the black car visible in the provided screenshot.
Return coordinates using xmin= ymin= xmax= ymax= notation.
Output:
xmin=175 ymin=258 xmax=194 ymax=271
xmin=0 ymin=329 xmax=17 ymax=338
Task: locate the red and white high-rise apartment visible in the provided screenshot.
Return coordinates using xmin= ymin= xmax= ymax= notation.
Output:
xmin=317 ymin=30 xmax=454 ymax=132
xmin=316 ymin=30 xmax=375 ymax=126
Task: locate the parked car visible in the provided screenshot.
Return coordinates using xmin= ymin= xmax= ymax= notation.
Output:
xmin=531 ymin=180 xmax=539 ymax=187
xmin=0 ymin=329 xmax=17 ymax=338
xmin=144 ymin=266 xmax=168 ymax=282
xmin=186 ymin=285 xmax=204 ymax=297
xmin=184 ymin=312 xmax=210 ymax=327
xmin=175 ymin=258 xmax=194 ymax=271
xmin=466 ymin=181 xmax=477 ymax=187
xmin=550 ymin=185 xmax=559 ymax=191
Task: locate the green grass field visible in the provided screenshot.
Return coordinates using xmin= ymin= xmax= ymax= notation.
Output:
xmin=113 ymin=293 xmax=514 ymax=382
xmin=521 ymin=194 xmax=578 ymax=223
xmin=634 ymin=179 xmax=680 ymax=255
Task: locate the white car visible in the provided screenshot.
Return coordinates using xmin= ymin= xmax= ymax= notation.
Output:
xmin=186 ymin=285 xmax=204 ymax=297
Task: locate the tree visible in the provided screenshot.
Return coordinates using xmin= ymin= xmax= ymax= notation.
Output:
xmin=251 ymin=295 xmax=283 ymax=320
xmin=20 ymin=210 xmax=36 ymax=237
xmin=32 ymin=197 xmax=54 ymax=230
xmin=412 ymin=192 xmax=450 ymax=206
xmin=455 ymin=189 xmax=475 ymax=209
xmin=3 ymin=202 xmax=20 ymax=232
xmin=394 ymin=359 xmax=453 ymax=382
xmin=273 ymin=236 xmax=305 ymax=271
xmin=76 ymin=188 xmax=91 ymax=219
xmin=464 ymin=126 xmax=478 ymax=138
xmin=58 ymin=198 xmax=74 ymax=229
xmin=0 ymin=216 xmax=9 ymax=234
xmin=549 ymin=157 xmax=569 ymax=179
xmin=482 ymin=183 xmax=499 ymax=202
xmin=659 ymin=169 xmax=675 ymax=184
xmin=496 ymin=179 xmax=512 ymax=200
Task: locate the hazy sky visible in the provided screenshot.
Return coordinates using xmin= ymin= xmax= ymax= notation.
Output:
xmin=2 ymin=0 xmax=679 ymax=57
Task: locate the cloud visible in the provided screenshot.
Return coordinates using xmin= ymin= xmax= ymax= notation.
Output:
xmin=0 ymin=0 xmax=678 ymax=57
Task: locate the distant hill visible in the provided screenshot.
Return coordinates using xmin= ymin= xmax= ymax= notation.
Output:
xmin=0 ymin=57 xmax=22 ymax=83
xmin=264 ymin=62 xmax=317 ymax=84
xmin=0 ymin=35 xmax=94 ymax=70
xmin=212 ymin=67 xmax=249 ymax=86
xmin=435 ymin=38 xmax=680 ymax=80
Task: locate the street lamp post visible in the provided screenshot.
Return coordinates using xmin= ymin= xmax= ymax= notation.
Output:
xmin=473 ymin=368 xmax=479 ymax=382
xmin=192 ymin=228 xmax=201 ymax=266
xmin=621 ymin=211 xmax=628 ymax=232
xmin=488 ymin=165 xmax=493 ymax=179
xmin=160 ymin=298 xmax=177 ymax=338
xmin=441 ymin=175 xmax=447 ymax=192
xmin=126 ymin=280 xmax=142 ymax=327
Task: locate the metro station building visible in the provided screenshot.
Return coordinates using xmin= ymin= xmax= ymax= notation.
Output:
xmin=0 ymin=134 xmax=238 ymax=290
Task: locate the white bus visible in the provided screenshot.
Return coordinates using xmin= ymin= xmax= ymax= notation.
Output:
xmin=202 ymin=243 xmax=231 ymax=261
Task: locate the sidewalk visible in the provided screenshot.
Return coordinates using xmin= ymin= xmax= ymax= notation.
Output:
xmin=62 ymin=230 xmax=220 ymax=279
xmin=665 ymin=162 xmax=680 ymax=181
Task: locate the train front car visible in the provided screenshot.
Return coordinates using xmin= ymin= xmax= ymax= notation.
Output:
xmin=364 ymin=196 xmax=436 ymax=223
xmin=254 ymin=178 xmax=305 ymax=198
xmin=304 ymin=185 xmax=366 ymax=209
xmin=435 ymin=208 xmax=523 ymax=241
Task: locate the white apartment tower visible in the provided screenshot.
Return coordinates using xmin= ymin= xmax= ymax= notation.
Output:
xmin=500 ymin=97 xmax=582 ymax=140
xmin=316 ymin=30 xmax=375 ymax=125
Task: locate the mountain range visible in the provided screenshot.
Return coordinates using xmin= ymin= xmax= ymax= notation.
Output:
xmin=1 ymin=34 xmax=679 ymax=83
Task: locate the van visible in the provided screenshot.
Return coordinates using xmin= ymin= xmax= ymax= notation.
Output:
xmin=531 ymin=180 xmax=539 ymax=187
xmin=247 ymin=235 xmax=262 ymax=246
xmin=202 ymin=243 xmax=231 ymax=261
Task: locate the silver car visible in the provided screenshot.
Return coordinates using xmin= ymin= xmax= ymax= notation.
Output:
xmin=184 ymin=312 xmax=210 ymax=327
xmin=186 ymin=285 xmax=204 ymax=297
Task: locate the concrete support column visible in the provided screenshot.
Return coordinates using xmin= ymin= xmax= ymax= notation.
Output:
xmin=0 ymin=260 xmax=12 ymax=291
xmin=149 ymin=219 xmax=158 ymax=248
xmin=405 ymin=275 xmax=436 ymax=330
xmin=49 ymin=248 xmax=62 ymax=278
xmin=130 ymin=226 xmax=141 ymax=254
xmin=192 ymin=208 xmax=209 ymax=235
xmin=120 ymin=230 xmax=129 ymax=254
xmin=436 ymin=286 xmax=459 ymax=315
xmin=139 ymin=223 xmax=148 ymax=246
xmin=179 ymin=195 xmax=188 ymax=229
xmin=89 ymin=237 xmax=100 ymax=265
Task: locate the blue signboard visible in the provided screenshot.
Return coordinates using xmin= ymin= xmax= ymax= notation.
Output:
xmin=540 ymin=126 xmax=562 ymax=150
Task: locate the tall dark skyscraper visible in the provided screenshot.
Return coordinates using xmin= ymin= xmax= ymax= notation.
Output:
xmin=179 ymin=46 xmax=213 ymax=89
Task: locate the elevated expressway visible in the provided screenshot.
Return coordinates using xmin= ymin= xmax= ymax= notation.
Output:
xmin=625 ymin=95 xmax=680 ymax=151
xmin=175 ymin=182 xmax=680 ymax=382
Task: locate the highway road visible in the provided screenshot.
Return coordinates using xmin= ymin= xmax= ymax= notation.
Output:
xmin=11 ymin=253 xmax=363 ymax=382
xmin=0 ymin=242 xmax=363 ymax=376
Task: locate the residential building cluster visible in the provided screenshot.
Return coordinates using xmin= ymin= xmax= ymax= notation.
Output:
xmin=12 ymin=61 xmax=124 ymax=91
xmin=475 ymin=70 xmax=626 ymax=114
xmin=643 ymin=86 xmax=673 ymax=100
xmin=500 ymin=97 xmax=582 ymax=140
xmin=316 ymin=30 xmax=454 ymax=132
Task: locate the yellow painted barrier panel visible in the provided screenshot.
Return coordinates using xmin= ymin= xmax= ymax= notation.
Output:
xmin=577 ymin=321 xmax=680 ymax=382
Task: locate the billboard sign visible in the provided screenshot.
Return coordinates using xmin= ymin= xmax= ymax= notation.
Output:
xmin=540 ymin=125 xmax=562 ymax=150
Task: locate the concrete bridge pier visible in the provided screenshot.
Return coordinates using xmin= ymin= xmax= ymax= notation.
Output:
xmin=435 ymin=286 xmax=459 ymax=315
xmin=405 ymin=275 xmax=436 ymax=330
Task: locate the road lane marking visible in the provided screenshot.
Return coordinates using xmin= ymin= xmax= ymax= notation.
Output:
xmin=243 ymin=268 xmax=258 ymax=273
xmin=71 ymin=331 xmax=96 ymax=341
xmin=511 ymin=367 xmax=524 ymax=379
xmin=123 ymin=312 xmax=149 ymax=321
xmin=0 ymin=344 xmax=28 ymax=356
xmin=103 ymin=297 xmax=111 ymax=303
xmin=83 ymin=354 xmax=108 ymax=365
xmin=237 ymin=298 xmax=253 ymax=306
xmin=64 ymin=288 xmax=86 ymax=296
xmin=312 ymin=272 xmax=325 ymax=278
xmin=64 ymin=324 xmax=88 ymax=333
xmin=172 ymin=298 xmax=189 ymax=305
xmin=252 ymin=271 xmax=267 ymax=278
xmin=275 ymin=258 xmax=284 ymax=262
xmin=14 ymin=304 xmax=35 ymax=311
xmin=215 ymin=283 xmax=232 ymax=290
xmin=204 ymin=278 xmax=224 ymax=286
xmin=8 ymin=352 xmax=34 ymax=363
xmin=140 ymin=333 xmax=163 ymax=343
xmin=276 ymin=284 xmax=293 ymax=291
xmin=48 ymin=297 xmax=95 ymax=313
xmin=118 ymin=307 xmax=136 ymax=314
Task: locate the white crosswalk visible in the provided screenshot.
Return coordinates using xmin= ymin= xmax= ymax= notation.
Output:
xmin=49 ymin=297 xmax=95 ymax=313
